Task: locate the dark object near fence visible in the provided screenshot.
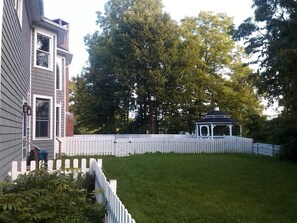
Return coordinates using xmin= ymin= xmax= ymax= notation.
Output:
xmin=27 ymin=148 xmax=48 ymax=167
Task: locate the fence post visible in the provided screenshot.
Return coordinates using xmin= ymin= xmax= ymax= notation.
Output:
xmin=81 ymin=158 xmax=87 ymax=174
xmin=109 ymin=179 xmax=117 ymax=194
xmin=11 ymin=161 xmax=18 ymax=180
xmin=97 ymin=159 xmax=102 ymax=169
xmin=113 ymin=135 xmax=116 ymax=156
xmin=272 ymin=144 xmax=275 ymax=156
xmin=89 ymin=158 xmax=95 ymax=174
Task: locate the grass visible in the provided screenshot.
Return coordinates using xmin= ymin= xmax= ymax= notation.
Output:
xmin=64 ymin=153 xmax=297 ymax=223
xmin=68 ymin=153 xmax=297 ymax=223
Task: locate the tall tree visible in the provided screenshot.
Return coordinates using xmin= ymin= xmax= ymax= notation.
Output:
xmin=177 ymin=12 xmax=262 ymax=125
xmin=235 ymin=0 xmax=297 ymax=160
xmin=74 ymin=1 xmax=262 ymax=134
xmin=86 ymin=0 xmax=180 ymax=133
xmin=235 ymin=0 xmax=297 ymax=113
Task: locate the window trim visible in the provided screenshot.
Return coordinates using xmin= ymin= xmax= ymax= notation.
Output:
xmin=33 ymin=95 xmax=53 ymax=140
xmin=34 ymin=29 xmax=54 ymax=71
xmin=15 ymin=0 xmax=23 ymax=28
xmin=56 ymin=104 xmax=61 ymax=137
xmin=56 ymin=57 xmax=63 ymax=90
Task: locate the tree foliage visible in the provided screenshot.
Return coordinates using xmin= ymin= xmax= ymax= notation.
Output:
xmin=235 ymin=0 xmax=297 ymax=161
xmin=235 ymin=0 xmax=297 ymax=112
xmin=72 ymin=0 xmax=262 ymax=134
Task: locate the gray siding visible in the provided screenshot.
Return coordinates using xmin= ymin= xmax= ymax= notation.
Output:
xmin=0 ymin=0 xmax=31 ymax=179
xmin=30 ymin=30 xmax=56 ymax=158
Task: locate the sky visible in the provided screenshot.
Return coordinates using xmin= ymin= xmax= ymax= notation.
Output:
xmin=43 ymin=0 xmax=254 ymax=78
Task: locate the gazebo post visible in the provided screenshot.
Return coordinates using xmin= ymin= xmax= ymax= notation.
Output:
xmin=211 ymin=124 xmax=214 ymax=139
xmin=196 ymin=125 xmax=199 ymax=139
xmin=229 ymin=124 xmax=232 ymax=136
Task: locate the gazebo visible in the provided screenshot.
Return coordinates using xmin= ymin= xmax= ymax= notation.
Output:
xmin=195 ymin=106 xmax=242 ymax=139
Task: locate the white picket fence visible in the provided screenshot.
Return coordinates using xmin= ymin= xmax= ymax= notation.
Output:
xmin=9 ymin=158 xmax=89 ymax=180
xmin=90 ymin=159 xmax=136 ymax=223
xmin=8 ymin=158 xmax=136 ymax=223
xmin=252 ymin=143 xmax=281 ymax=156
xmin=63 ymin=135 xmax=253 ymax=156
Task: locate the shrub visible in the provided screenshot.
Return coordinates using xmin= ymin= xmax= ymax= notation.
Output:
xmin=267 ymin=114 xmax=297 ymax=162
xmin=0 ymin=169 xmax=106 ymax=223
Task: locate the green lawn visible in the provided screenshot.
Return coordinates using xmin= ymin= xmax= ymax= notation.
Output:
xmin=96 ymin=153 xmax=297 ymax=223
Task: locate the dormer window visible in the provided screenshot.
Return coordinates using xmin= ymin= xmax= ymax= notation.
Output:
xmin=35 ymin=30 xmax=53 ymax=70
xmin=36 ymin=34 xmax=50 ymax=67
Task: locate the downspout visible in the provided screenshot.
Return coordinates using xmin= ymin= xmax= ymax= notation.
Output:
xmin=28 ymin=26 xmax=33 ymax=153
xmin=54 ymin=40 xmax=57 ymax=159
xmin=0 ymin=0 xmax=3 ymax=101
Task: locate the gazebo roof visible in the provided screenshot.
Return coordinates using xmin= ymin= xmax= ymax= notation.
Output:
xmin=197 ymin=117 xmax=238 ymax=123
xmin=196 ymin=107 xmax=239 ymax=124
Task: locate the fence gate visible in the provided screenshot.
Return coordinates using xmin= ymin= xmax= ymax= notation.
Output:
xmin=114 ymin=138 xmax=132 ymax=157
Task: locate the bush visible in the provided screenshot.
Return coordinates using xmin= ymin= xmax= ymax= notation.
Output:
xmin=0 ymin=169 xmax=106 ymax=223
xmin=267 ymin=114 xmax=297 ymax=162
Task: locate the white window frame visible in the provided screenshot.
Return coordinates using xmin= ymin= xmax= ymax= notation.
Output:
xmin=56 ymin=103 xmax=61 ymax=137
xmin=15 ymin=0 xmax=23 ymax=27
xmin=33 ymin=95 xmax=53 ymax=140
xmin=56 ymin=57 xmax=63 ymax=90
xmin=34 ymin=29 xmax=54 ymax=71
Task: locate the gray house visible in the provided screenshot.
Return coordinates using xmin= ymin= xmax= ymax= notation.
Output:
xmin=0 ymin=0 xmax=73 ymax=179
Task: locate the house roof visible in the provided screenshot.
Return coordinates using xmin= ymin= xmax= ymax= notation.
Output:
xmin=57 ymin=47 xmax=73 ymax=65
xmin=26 ymin=0 xmax=68 ymax=45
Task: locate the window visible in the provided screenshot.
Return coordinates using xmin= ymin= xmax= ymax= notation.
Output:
xmin=56 ymin=63 xmax=60 ymax=89
xmin=56 ymin=57 xmax=64 ymax=90
xmin=201 ymin=126 xmax=209 ymax=137
xmin=35 ymin=97 xmax=51 ymax=138
xmin=232 ymin=125 xmax=241 ymax=136
xmin=15 ymin=0 xmax=23 ymax=26
xmin=56 ymin=106 xmax=61 ymax=137
xmin=36 ymin=32 xmax=52 ymax=69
